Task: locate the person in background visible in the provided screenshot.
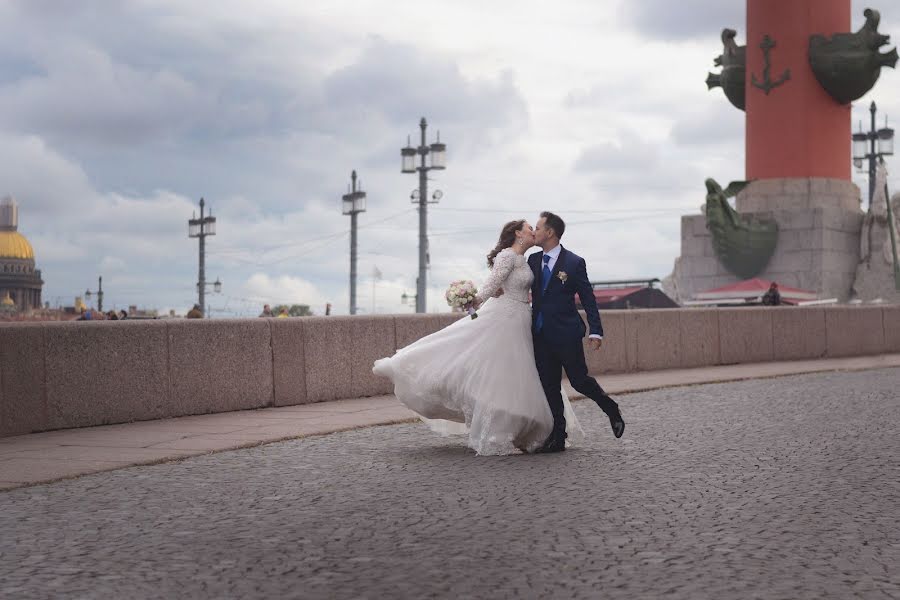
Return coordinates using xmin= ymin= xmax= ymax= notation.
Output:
xmin=762 ymin=282 xmax=782 ymax=306
xmin=277 ymin=307 xmax=290 ymax=318
xmin=259 ymin=304 xmax=274 ymax=318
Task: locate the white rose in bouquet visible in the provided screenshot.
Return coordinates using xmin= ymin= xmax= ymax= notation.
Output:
xmin=445 ymin=280 xmax=479 ymax=319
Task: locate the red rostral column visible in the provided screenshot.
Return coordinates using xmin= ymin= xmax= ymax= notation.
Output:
xmin=746 ymin=0 xmax=851 ymax=181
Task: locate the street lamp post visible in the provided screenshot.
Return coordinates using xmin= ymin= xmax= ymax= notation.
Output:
xmin=188 ymin=198 xmax=217 ymax=318
xmin=401 ymin=117 xmax=446 ymax=313
xmin=853 ymin=101 xmax=895 ymax=210
xmin=342 ymin=170 xmax=367 ymax=315
xmin=85 ymin=276 xmax=103 ymax=313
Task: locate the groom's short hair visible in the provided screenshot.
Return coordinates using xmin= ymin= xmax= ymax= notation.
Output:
xmin=540 ymin=211 xmax=565 ymax=239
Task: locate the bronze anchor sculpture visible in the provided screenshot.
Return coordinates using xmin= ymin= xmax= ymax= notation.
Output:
xmin=751 ymin=35 xmax=791 ymax=94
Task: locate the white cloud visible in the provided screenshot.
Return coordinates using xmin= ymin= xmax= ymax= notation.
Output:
xmin=619 ymin=0 xmax=744 ymax=41
xmin=99 ymin=256 xmax=127 ymax=273
xmin=0 ymin=43 xmax=205 ymax=144
xmin=0 ymin=133 xmax=96 ymax=218
xmin=241 ymin=273 xmax=329 ymax=312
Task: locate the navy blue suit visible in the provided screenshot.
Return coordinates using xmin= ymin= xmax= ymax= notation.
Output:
xmin=529 ymin=246 xmax=619 ymax=436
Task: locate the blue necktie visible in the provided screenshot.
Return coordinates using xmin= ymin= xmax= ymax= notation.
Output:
xmin=541 ymin=254 xmax=552 ymax=293
xmin=536 ymin=254 xmax=552 ymax=331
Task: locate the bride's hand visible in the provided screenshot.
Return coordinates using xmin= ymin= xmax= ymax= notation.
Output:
xmin=493 ymin=287 xmax=504 ymax=298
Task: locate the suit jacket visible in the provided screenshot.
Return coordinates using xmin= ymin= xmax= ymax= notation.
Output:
xmin=529 ymin=246 xmax=603 ymax=342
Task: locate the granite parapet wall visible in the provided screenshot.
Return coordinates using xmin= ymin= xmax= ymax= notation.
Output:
xmin=1 ymin=306 xmax=896 ymax=437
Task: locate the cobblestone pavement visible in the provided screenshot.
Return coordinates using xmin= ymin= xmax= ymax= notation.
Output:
xmin=1 ymin=369 xmax=898 ymax=599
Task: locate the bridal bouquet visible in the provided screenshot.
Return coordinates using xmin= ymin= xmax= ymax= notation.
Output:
xmin=445 ymin=280 xmax=479 ymax=319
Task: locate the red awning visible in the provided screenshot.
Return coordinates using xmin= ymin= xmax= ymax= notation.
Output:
xmin=693 ymin=278 xmax=817 ymax=304
xmin=591 ymin=286 xmax=644 ymax=302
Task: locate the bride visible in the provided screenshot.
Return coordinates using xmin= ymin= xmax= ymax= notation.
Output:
xmin=372 ymin=219 xmax=583 ymax=455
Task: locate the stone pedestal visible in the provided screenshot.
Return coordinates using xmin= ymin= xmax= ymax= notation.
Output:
xmin=735 ymin=178 xmax=860 ymax=213
xmin=667 ymin=178 xmax=863 ymax=303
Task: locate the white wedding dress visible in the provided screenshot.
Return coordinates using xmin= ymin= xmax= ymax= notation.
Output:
xmin=373 ymin=248 xmax=584 ymax=455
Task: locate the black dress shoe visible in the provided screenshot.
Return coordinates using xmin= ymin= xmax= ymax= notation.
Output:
xmin=537 ymin=439 xmax=565 ymax=453
xmin=536 ymin=431 xmax=566 ymax=453
xmin=609 ymin=414 xmax=625 ymax=439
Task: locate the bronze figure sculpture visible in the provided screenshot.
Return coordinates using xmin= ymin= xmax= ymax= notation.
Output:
xmin=704 ymin=179 xmax=779 ymax=280
xmin=809 ymin=8 xmax=897 ymax=104
xmin=706 ymin=29 xmax=746 ymax=111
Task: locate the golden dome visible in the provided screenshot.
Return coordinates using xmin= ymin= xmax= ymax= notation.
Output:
xmin=0 ymin=231 xmax=35 ymax=260
xmin=1 ymin=291 xmax=14 ymax=306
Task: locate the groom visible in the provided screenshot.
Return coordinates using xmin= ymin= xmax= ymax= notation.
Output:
xmin=529 ymin=211 xmax=625 ymax=452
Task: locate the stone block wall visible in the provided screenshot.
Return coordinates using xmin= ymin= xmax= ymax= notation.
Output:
xmin=1 ymin=306 xmax=897 ymax=438
xmin=735 ymin=179 xmax=860 ymax=213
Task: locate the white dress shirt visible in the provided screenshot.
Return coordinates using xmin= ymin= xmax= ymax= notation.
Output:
xmin=541 ymin=244 xmax=562 ymax=273
xmin=541 ymin=244 xmax=602 ymax=340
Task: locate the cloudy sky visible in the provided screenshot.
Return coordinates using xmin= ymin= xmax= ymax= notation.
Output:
xmin=1 ymin=1 xmax=897 ymax=316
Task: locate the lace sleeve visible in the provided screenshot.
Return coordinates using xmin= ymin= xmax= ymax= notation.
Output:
xmin=476 ymin=249 xmax=516 ymax=304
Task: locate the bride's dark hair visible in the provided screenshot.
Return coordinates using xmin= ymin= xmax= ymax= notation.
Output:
xmin=487 ymin=220 xmax=526 ymax=267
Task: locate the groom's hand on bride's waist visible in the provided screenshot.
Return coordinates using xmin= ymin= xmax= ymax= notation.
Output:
xmin=589 ymin=338 xmax=603 ymax=351
xmin=493 ymin=288 xmax=504 ymax=298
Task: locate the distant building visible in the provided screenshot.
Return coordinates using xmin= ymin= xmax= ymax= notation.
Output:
xmin=0 ymin=196 xmax=43 ymax=312
xmin=576 ymin=279 xmax=679 ymax=310
xmin=126 ymin=305 xmax=160 ymax=319
xmin=0 ymin=290 xmax=16 ymax=315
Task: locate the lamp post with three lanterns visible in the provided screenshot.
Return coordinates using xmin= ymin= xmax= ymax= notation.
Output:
xmin=401 ymin=117 xmax=446 ymax=313
xmin=188 ymin=198 xmax=221 ymax=318
xmin=84 ymin=276 xmax=103 ymax=313
xmin=342 ymin=170 xmax=367 ymax=315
